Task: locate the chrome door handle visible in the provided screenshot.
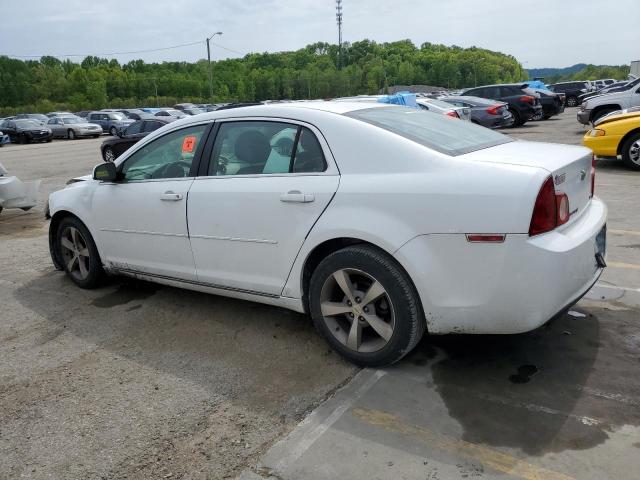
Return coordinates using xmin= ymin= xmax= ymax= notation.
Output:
xmin=280 ymin=190 xmax=315 ymax=203
xmin=160 ymin=191 xmax=183 ymax=201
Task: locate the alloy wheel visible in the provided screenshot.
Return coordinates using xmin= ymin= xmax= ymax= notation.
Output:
xmin=567 ymin=97 xmax=577 ymax=107
xmin=630 ymin=140 xmax=640 ymax=166
xmin=104 ymin=148 xmax=115 ymax=162
xmin=319 ymin=268 xmax=395 ymax=353
xmin=60 ymin=226 xmax=91 ymax=281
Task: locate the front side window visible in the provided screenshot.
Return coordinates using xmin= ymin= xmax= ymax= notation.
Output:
xmin=347 ymin=106 xmax=511 ymax=156
xmin=120 ymin=124 xmax=207 ymax=181
xmin=207 ymin=121 xmax=326 ymax=176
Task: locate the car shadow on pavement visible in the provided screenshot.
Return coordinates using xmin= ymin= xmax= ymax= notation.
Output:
xmin=12 ymin=273 xmax=356 ymax=418
xmin=402 ymin=306 xmax=640 ymax=456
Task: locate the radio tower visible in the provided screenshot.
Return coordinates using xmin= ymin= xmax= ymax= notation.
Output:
xmin=336 ymin=0 xmax=343 ymax=69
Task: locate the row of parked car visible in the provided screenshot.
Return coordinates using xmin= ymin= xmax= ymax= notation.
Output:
xmin=0 ymin=104 xmax=222 ymax=146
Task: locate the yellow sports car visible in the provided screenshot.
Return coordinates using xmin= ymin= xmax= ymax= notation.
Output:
xmin=583 ymin=110 xmax=640 ymax=170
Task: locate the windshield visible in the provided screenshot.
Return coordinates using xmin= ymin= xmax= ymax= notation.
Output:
xmin=15 ymin=119 xmax=41 ymax=128
xmin=346 ymin=106 xmax=512 ymax=156
xmin=108 ymin=113 xmax=127 ymax=120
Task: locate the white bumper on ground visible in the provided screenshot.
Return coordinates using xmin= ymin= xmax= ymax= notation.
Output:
xmin=395 ymin=197 xmax=607 ymax=334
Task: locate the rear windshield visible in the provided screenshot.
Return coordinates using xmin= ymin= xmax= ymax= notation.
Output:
xmin=346 ymin=106 xmax=512 ymax=156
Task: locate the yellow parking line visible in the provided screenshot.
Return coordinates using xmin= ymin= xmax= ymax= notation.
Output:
xmin=609 ymin=229 xmax=640 ymax=237
xmin=351 ymin=407 xmax=575 ymax=480
xmin=608 ymin=261 xmax=640 ymax=271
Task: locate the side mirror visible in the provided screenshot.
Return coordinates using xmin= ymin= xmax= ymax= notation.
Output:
xmin=93 ymin=162 xmax=117 ymax=181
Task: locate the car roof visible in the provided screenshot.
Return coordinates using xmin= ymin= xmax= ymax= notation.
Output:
xmin=147 ymin=101 xmax=389 ymax=131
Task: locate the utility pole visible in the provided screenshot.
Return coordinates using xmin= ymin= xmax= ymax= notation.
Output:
xmin=206 ymin=31 xmax=223 ymax=101
xmin=336 ymin=0 xmax=343 ymax=69
xmin=474 ymin=57 xmax=485 ymax=87
xmin=152 ymin=77 xmax=159 ymax=107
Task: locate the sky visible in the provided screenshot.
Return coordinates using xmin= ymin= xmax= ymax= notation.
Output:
xmin=1 ymin=0 xmax=638 ymax=69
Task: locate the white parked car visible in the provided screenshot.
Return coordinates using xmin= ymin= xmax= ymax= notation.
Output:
xmin=47 ymin=102 xmax=607 ymax=366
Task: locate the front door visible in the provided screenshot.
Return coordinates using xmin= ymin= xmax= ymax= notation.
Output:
xmin=91 ymin=123 xmax=210 ymax=280
xmin=188 ymin=119 xmax=339 ymax=296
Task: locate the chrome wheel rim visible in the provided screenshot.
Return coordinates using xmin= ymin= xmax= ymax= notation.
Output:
xmin=629 ymin=140 xmax=640 ymax=165
xmin=319 ymin=268 xmax=395 ymax=353
xmin=567 ymin=98 xmax=577 ymax=107
xmin=104 ymin=148 xmax=115 ymax=162
xmin=60 ymin=226 xmax=90 ymax=281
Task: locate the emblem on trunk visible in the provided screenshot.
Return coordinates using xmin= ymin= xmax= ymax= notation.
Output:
xmin=554 ymin=173 xmax=566 ymax=185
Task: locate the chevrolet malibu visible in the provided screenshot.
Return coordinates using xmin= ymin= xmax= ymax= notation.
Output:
xmin=47 ymin=102 xmax=607 ymax=366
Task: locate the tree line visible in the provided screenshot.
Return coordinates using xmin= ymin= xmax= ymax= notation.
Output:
xmin=0 ymin=39 xmax=527 ymax=115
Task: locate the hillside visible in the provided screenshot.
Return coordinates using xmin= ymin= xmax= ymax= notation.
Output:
xmin=0 ymin=40 xmax=526 ymax=115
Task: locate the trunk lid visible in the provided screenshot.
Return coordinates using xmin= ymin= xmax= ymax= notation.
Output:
xmin=461 ymin=140 xmax=593 ymax=227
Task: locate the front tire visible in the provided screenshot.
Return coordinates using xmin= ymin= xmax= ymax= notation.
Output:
xmin=67 ymin=129 xmax=76 ymax=140
xmin=56 ymin=217 xmax=105 ymax=288
xmin=103 ymin=146 xmax=116 ymax=162
xmin=592 ymin=108 xmax=616 ymax=124
xmin=109 ymin=126 xmax=117 ymax=136
xmin=621 ymin=132 xmax=640 ymax=171
xmin=308 ymin=245 xmax=425 ymax=367
xmin=566 ymin=96 xmax=578 ymax=107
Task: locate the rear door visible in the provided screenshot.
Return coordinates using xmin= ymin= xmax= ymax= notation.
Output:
xmin=187 ymin=119 xmax=340 ymax=296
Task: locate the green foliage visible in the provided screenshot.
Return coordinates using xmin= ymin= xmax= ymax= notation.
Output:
xmin=543 ymin=64 xmax=630 ymax=84
xmin=0 ymin=40 xmax=526 ymax=115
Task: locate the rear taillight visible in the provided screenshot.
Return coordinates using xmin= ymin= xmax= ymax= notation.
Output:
xmin=529 ymin=176 xmax=571 ymax=236
xmin=520 ymin=95 xmax=535 ymax=104
xmin=590 ymin=155 xmax=596 ymax=197
xmin=446 ymin=110 xmax=460 ymax=118
xmin=486 ymin=105 xmax=501 ymax=115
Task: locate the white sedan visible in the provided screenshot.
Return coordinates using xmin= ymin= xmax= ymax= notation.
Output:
xmin=47 ymin=102 xmax=607 ymax=366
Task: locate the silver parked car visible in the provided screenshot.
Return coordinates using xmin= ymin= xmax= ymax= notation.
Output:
xmin=47 ymin=116 xmax=103 ymax=139
xmin=416 ymin=98 xmax=471 ymax=121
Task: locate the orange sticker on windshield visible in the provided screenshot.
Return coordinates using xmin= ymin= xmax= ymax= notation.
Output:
xmin=182 ymin=136 xmax=196 ymax=153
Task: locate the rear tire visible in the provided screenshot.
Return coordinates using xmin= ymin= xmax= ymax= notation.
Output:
xmin=507 ymin=108 xmax=521 ymax=127
xmin=56 ymin=216 xmax=105 ymax=289
xmin=621 ymin=132 xmax=640 ymax=171
xmin=308 ymin=245 xmax=425 ymax=367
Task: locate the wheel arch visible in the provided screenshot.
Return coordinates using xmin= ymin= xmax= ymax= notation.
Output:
xmin=299 ymin=237 xmax=423 ymax=321
xmin=48 ymin=210 xmax=101 ymax=270
xmin=617 ymin=127 xmax=640 ymax=156
xmin=591 ymin=104 xmax=621 ymax=121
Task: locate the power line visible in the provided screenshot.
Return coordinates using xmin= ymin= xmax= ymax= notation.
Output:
xmin=1 ymin=39 xmax=244 ymax=59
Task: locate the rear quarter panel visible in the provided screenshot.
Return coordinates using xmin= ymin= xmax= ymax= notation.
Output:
xmin=282 ymin=115 xmax=547 ymax=298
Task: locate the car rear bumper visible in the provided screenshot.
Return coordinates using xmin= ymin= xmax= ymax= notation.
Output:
xmin=394 ymin=197 xmax=607 ymax=334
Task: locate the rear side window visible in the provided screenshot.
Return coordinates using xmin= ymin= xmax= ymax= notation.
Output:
xmin=346 ymin=106 xmax=512 ymax=156
xmin=207 ymin=121 xmax=326 ymax=176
